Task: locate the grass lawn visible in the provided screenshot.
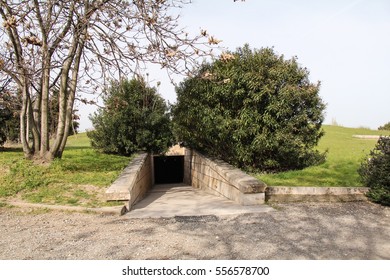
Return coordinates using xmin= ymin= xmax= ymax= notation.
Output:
xmin=1 ymin=125 xmax=389 ymax=207
xmin=256 ymin=125 xmax=390 ymax=187
xmin=0 ymin=133 xmax=131 ymax=207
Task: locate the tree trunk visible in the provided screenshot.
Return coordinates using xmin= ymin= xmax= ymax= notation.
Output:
xmin=51 ymin=14 xmax=86 ymax=159
xmin=50 ymin=43 xmax=78 ymax=158
xmin=28 ymin=94 xmax=40 ymax=153
xmin=33 ymin=82 xmax=41 ymax=144
xmin=58 ymin=47 xmax=83 ymax=157
xmin=3 ymin=0 xmax=209 ymax=163
xmin=20 ymin=81 xmax=32 ymax=158
xmin=39 ymin=51 xmax=52 ymax=161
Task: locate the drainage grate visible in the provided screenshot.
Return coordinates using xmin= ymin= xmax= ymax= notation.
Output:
xmin=174 ymin=215 xmax=219 ymax=223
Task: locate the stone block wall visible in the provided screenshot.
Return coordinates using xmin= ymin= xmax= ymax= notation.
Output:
xmin=128 ymin=153 xmax=153 ymax=210
xmin=105 ymin=153 xmax=153 ymax=211
xmin=184 ymin=149 xmax=267 ymax=205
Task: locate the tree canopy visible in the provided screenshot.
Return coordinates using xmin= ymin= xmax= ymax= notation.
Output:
xmin=88 ymin=78 xmax=173 ymax=155
xmin=173 ymin=45 xmax=326 ymax=171
xmin=378 ymin=122 xmax=390 ymax=131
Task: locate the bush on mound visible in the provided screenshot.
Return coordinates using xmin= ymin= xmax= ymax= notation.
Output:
xmin=172 ymin=45 xmax=326 ymax=172
xmin=88 ymin=78 xmax=173 ymax=156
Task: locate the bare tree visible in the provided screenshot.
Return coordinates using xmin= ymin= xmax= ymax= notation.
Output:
xmin=0 ymin=0 xmax=217 ymax=161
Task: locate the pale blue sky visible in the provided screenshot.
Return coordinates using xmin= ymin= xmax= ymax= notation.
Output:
xmin=79 ymin=0 xmax=390 ymax=131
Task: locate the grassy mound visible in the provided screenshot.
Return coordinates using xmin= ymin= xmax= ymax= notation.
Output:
xmin=256 ymin=125 xmax=390 ymax=187
xmin=0 ymin=133 xmax=130 ymax=207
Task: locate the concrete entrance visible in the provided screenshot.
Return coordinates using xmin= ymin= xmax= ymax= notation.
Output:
xmin=153 ymin=156 xmax=184 ymax=184
xmin=106 ymin=148 xmax=269 ymax=216
xmin=126 ymin=183 xmax=274 ymax=218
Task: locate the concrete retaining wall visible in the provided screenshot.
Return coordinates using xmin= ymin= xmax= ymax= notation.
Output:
xmin=184 ymin=149 xmax=267 ymax=205
xmin=105 ymin=153 xmax=153 ymax=211
xmin=105 ymin=148 xmax=369 ymax=214
xmin=265 ymin=186 xmax=370 ymax=203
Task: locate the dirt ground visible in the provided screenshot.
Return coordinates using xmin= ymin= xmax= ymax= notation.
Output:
xmin=0 ymin=201 xmax=389 ymax=260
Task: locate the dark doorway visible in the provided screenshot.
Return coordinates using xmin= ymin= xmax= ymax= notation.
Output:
xmin=154 ymin=156 xmax=184 ymax=184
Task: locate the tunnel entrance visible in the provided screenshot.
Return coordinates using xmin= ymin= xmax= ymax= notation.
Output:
xmin=153 ymin=155 xmax=184 ymax=184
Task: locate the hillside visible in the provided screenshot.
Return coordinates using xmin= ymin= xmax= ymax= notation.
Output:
xmin=257 ymin=125 xmax=390 ymax=187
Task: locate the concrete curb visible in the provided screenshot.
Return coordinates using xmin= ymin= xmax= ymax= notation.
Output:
xmin=265 ymin=186 xmax=370 ymax=203
xmin=5 ymin=200 xmax=127 ymax=215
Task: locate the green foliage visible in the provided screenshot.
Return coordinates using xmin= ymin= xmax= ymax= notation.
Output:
xmin=0 ymin=97 xmax=12 ymax=147
xmin=3 ymin=114 xmax=19 ymax=143
xmin=0 ymin=128 xmax=5 ymax=147
xmin=0 ymin=113 xmax=19 ymax=147
xmin=359 ymin=136 xmax=390 ymax=205
xmin=173 ymin=45 xmax=326 ymax=171
xmin=378 ymin=122 xmax=390 ymax=131
xmin=88 ymin=78 xmax=173 ymax=156
xmin=0 ymin=89 xmax=20 ymax=145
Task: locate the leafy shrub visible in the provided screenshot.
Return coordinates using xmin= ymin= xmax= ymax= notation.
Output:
xmin=172 ymin=45 xmax=326 ymax=172
xmin=0 ymin=131 xmax=5 ymax=147
xmin=0 ymin=89 xmax=21 ymax=145
xmin=88 ymin=78 xmax=173 ymax=156
xmin=359 ymin=136 xmax=390 ymax=206
xmin=378 ymin=122 xmax=390 ymax=131
xmin=0 ymin=104 xmax=10 ymax=147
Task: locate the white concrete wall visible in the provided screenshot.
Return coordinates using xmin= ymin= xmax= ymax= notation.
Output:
xmin=105 ymin=153 xmax=153 ymax=211
xmin=184 ymin=149 xmax=267 ymax=205
xmin=128 ymin=153 xmax=153 ymax=210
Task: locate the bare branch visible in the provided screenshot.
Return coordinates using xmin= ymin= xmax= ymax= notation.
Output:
xmin=1 ymin=0 xmax=219 ymax=160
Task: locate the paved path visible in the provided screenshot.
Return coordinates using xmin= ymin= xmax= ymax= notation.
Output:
xmin=1 ymin=201 xmax=388 ymax=259
xmin=126 ymin=183 xmax=274 ymax=218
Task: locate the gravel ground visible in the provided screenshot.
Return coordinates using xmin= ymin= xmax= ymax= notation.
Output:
xmin=0 ymin=201 xmax=389 ymax=260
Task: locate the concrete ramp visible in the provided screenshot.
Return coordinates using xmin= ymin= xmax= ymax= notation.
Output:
xmin=126 ymin=183 xmax=274 ymax=218
xmin=106 ymin=148 xmax=269 ymax=216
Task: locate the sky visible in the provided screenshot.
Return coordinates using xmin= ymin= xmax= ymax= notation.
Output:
xmin=78 ymin=0 xmax=390 ymax=131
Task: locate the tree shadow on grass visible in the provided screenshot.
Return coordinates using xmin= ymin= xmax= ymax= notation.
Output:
xmin=64 ymin=146 xmax=92 ymax=151
xmin=0 ymin=147 xmax=23 ymax=153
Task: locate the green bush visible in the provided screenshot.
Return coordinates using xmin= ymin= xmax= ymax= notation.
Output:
xmin=0 ymin=131 xmax=5 ymax=147
xmin=359 ymin=136 xmax=390 ymax=206
xmin=172 ymin=45 xmax=326 ymax=172
xmin=0 ymin=103 xmax=10 ymax=147
xmin=1 ymin=90 xmax=20 ymax=145
xmin=88 ymin=78 xmax=173 ymax=156
xmin=378 ymin=122 xmax=390 ymax=131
